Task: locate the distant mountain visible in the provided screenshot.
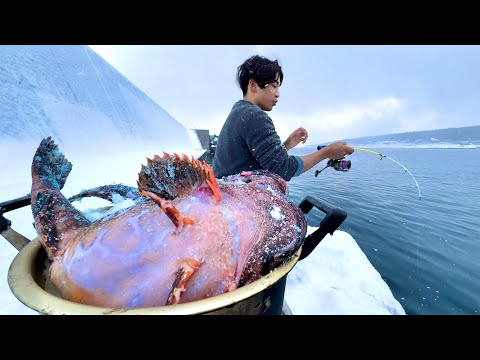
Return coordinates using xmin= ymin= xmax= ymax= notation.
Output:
xmin=308 ymin=125 xmax=480 ymax=149
xmin=346 ymin=125 xmax=480 ymax=144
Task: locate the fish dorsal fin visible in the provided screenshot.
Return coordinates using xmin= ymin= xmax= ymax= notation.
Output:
xmin=137 ymin=152 xmax=221 ymax=202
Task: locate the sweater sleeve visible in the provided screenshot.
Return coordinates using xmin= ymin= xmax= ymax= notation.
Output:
xmin=243 ymin=111 xmax=300 ymax=181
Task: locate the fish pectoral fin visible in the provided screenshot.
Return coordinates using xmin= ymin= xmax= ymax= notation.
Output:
xmin=206 ymin=162 xmax=222 ymax=203
xmin=166 ymin=259 xmax=202 ymax=305
xmin=140 ymin=190 xmax=194 ymax=228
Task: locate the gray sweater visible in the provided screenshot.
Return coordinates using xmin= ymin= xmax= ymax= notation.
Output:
xmin=212 ymin=100 xmax=302 ymax=181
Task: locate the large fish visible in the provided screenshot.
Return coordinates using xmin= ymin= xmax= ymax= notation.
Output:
xmin=31 ymin=137 xmax=307 ymax=309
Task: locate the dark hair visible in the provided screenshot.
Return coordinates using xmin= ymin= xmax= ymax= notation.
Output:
xmin=236 ymin=55 xmax=283 ymax=95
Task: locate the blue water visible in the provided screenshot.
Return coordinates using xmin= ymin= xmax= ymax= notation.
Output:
xmin=287 ymin=147 xmax=479 ymax=315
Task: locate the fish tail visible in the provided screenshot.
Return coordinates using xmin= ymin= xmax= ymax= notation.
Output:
xmin=32 ymin=136 xmax=72 ymax=191
xmin=30 ymin=137 xmax=90 ymax=259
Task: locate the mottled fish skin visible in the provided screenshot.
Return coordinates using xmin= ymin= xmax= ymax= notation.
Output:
xmin=32 ymin=138 xmax=307 ymax=309
xmin=218 ymin=171 xmax=306 ymax=286
xmin=137 ymin=153 xmax=211 ymax=201
xmin=31 ymin=137 xmax=91 ymax=259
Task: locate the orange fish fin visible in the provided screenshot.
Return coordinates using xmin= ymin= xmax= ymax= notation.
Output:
xmin=166 ymin=259 xmax=202 ymax=305
xmin=205 ymin=162 xmax=222 ymax=203
xmin=140 ymin=190 xmax=194 ymax=228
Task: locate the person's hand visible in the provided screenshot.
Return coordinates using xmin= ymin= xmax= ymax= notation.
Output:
xmin=323 ymin=141 xmax=354 ymax=159
xmin=283 ymin=127 xmax=308 ymax=150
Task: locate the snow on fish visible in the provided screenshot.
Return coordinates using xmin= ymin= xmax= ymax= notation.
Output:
xmin=31 ymin=137 xmax=307 ymax=309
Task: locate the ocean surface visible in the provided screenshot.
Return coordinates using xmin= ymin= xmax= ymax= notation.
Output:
xmin=285 ymin=147 xmax=479 ymax=315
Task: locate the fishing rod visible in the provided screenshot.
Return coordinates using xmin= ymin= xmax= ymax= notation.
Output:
xmin=314 ymin=145 xmax=422 ymax=200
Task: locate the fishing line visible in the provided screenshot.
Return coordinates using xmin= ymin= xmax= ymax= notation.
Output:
xmin=353 ymin=147 xmax=422 ymax=200
xmin=315 ymin=145 xmax=422 ymax=200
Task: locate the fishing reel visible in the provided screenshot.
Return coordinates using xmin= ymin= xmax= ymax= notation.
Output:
xmin=313 ymin=145 xmax=422 ymax=200
xmin=314 ymin=145 xmax=352 ymax=177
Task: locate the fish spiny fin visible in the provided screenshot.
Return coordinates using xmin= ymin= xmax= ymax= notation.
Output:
xmin=137 ymin=152 xmax=222 ymax=227
xmin=137 ymin=152 xmax=211 ymax=201
xmin=166 ymin=259 xmax=202 ymax=305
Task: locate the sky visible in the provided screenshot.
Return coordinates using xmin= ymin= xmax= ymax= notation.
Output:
xmin=89 ymin=45 xmax=480 ymax=144
xmin=0 ymin=45 xmax=404 ymax=314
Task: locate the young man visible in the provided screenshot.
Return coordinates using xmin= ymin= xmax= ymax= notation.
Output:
xmin=212 ymin=55 xmax=354 ymax=181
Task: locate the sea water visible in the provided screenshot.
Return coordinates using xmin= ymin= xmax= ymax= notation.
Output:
xmin=287 ymin=147 xmax=479 ymax=315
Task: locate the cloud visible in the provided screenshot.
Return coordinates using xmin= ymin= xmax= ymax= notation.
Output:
xmin=168 ymin=95 xmax=447 ymax=146
xmin=89 ymin=45 xmax=114 ymax=63
xmin=168 ymin=109 xmax=229 ymax=136
xmin=172 ymin=96 xmax=407 ymax=142
xmin=272 ymin=96 xmax=444 ymax=143
xmin=255 ymin=45 xmax=267 ymax=55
